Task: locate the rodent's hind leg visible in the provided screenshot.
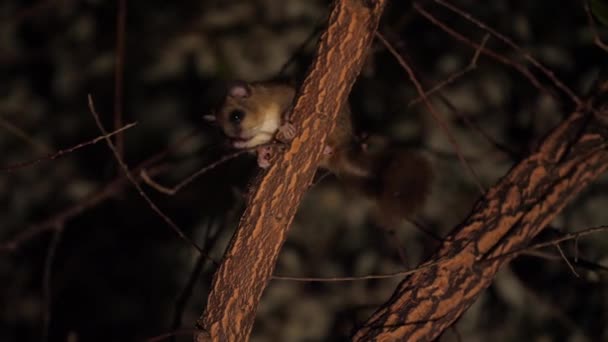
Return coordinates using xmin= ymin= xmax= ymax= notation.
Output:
xmin=323 ymin=145 xmax=334 ymax=156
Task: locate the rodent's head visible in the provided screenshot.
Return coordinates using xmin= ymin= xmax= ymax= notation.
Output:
xmin=206 ymin=82 xmax=289 ymax=149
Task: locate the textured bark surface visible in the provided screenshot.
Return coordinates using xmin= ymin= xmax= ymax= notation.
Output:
xmin=197 ymin=0 xmax=387 ymax=340
xmin=353 ymin=82 xmax=608 ymax=341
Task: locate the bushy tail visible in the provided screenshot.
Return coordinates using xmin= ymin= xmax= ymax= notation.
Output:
xmin=372 ymin=149 xmax=433 ymax=224
xmin=329 ymin=147 xmax=433 ymax=224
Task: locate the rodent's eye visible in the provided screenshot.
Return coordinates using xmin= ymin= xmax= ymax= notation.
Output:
xmin=229 ymin=109 xmax=245 ymax=124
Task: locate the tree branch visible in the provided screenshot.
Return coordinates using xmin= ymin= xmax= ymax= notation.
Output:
xmin=196 ymin=0 xmax=388 ymax=340
xmin=353 ymin=85 xmax=608 ymax=340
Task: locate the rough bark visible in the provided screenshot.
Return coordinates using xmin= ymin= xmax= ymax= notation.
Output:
xmin=353 ymin=81 xmax=608 ymax=341
xmin=196 ymin=0 xmax=387 ymax=340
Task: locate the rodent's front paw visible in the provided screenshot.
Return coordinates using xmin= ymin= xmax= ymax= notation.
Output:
xmin=256 ymin=145 xmax=274 ymax=169
xmin=276 ymin=122 xmax=296 ymax=143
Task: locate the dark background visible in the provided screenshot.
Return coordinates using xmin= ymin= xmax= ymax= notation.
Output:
xmin=1 ymin=0 xmax=607 ymax=341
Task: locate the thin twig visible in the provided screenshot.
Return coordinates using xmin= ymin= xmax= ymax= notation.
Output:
xmin=140 ymin=149 xmax=251 ymax=196
xmin=41 ymin=225 xmax=64 ymax=342
xmin=7 ymin=0 xmax=57 ymax=25
xmin=0 ymin=116 xmax=51 ymax=153
xmin=437 ymin=94 xmax=518 ymax=159
xmin=272 ymin=258 xmax=444 ymax=282
xmin=407 ymin=218 xmax=444 ymax=242
xmin=0 ymin=164 xmax=166 ymax=253
xmin=555 ymin=243 xmax=581 ymax=278
xmin=413 ymin=3 xmax=554 ymax=99
xmin=376 ymin=32 xmax=486 ymax=195
xmin=0 ymin=130 xmax=199 ymax=253
xmin=451 ymin=326 xmax=462 ymax=342
xmin=1 ymin=122 xmax=137 ymax=172
xmin=87 ymin=94 xmax=215 ymax=263
xmin=170 ymin=219 xmax=220 ymax=342
xmin=514 ymin=269 xmax=589 ymax=337
xmin=171 ymin=255 xmax=207 ymax=342
xmin=574 ymin=235 xmax=580 ymax=262
xmin=379 ymin=223 xmax=410 ymax=268
xmin=583 ymin=0 xmax=608 ymax=52
xmin=145 ymin=329 xmax=199 ymax=342
xmin=433 ymin=0 xmax=582 ymax=106
xmin=278 ymin=19 xmax=325 ymax=77
xmin=486 ymin=225 xmax=608 ymax=262
xmin=405 ymin=29 xmax=518 ymax=159
xmin=408 ymin=34 xmax=489 ymax=107
xmin=522 ymin=249 xmax=608 ymax=272
xmin=114 ymin=0 xmax=127 ymax=159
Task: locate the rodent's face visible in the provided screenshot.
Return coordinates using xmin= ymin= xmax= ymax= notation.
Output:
xmin=215 ymin=83 xmax=281 ymax=149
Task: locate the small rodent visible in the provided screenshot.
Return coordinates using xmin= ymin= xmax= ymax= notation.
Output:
xmin=205 ymin=80 xmax=432 ymax=221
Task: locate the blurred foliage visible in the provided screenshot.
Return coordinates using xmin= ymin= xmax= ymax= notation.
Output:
xmin=0 ymin=0 xmax=607 ymax=341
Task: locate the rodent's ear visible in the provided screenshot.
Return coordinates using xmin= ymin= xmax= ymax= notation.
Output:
xmin=227 ymin=81 xmax=251 ymax=98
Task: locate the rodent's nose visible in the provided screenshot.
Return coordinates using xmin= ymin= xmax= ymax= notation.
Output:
xmin=229 ymin=109 xmax=245 ymax=125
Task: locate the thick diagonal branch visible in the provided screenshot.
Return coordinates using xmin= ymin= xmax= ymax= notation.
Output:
xmin=197 ymin=0 xmax=388 ymax=340
xmin=354 ymin=89 xmax=608 ymax=340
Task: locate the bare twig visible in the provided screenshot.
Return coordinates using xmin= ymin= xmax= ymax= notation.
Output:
xmin=522 ymin=249 xmax=608 ymax=272
xmin=396 ymin=27 xmax=517 ymax=159
xmin=433 ymin=0 xmax=582 ymax=106
xmin=0 ymin=130 xmax=199 ymax=253
xmin=451 ymin=326 xmax=463 ymax=342
xmin=404 ymin=29 xmax=517 ymax=160
xmin=146 ymin=329 xmax=199 ymax=342
xmin=309 ymin=169 xmax=332 ymax=189
xmin=387 ymin=228 xmax=410 ymax=268
xmin=407 ymin=218 xmax=444 ymax=242
xmin=272 ymin=258 xmax=444 ymax=282
xmin=278 ymin=19 xmax=325 ymax=77
xmin=376 ymin=32 xmax=486 ymax=195
xmin=439 ymin=96 xmax=518 ymax=159
xmin=87 ymin=94 xmax=215 ymax=263
xmin=555 ymin=243 xmax=581 ymax=278
xmin=515 ymin=272 xmax=589 ymax=337
xmin=0 ymin=164 xmax=164 ymax=253
xmin=140 ymin=149 xmax=251 ymax=196
xmin=0 ymin=131 xmax=205 ymax=253
xmin=583 ymin=0 xmax=608 ymax=52
xmin=487 ymin=225 xmax=608 ymax=262
xmin=170 ymin=256 xmax=207 ymax=341
xmin=0 ymin=116 xmax=51 ymax=153
xmin=1 ymin=122 xmax=137 ymax=172
xmin=114 ymin=0 xmax=127 ymax=159
xmin=413 ymin=3 xmax=554 ymax=99
xmin=408 ymin=34 xmax=489 ymax=107
xmin=6 ymin=0 xmax=58 ymax=25
xmin=574 ymin=235 xmax=580 ymax=262
xmin=170 ymin=219 xmax=221 ymax=342
xmin=41 ymin=225 xmax=64 ymax=342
